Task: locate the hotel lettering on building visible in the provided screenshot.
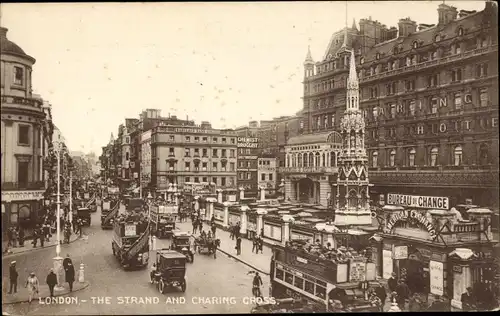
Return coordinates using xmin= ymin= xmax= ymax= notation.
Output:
xmin=295 ymin=2 xmax=498 ymax=208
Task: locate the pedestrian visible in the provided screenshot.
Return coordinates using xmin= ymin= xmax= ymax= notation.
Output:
xmin=210 ymin=215 xmax=215 ymax=225
xmin=63 ymin=254 xmax=73 ymax=271
xmin=258 ymin=235 xmax=264 ymax=254
xmin=375 ymin=284 xmax=387 ymax=305
xmin=427 ymin=295 xmax=447 ymax=311
xmin=32 ymin=227 xmax=39 ymax=248
xmin=8 ymin=261 xmax=18 ymax=294
xmin=235 ymin=236 xmax=242 ymax=255
xmin=65 ymin=262 xmax=75 ymax=291
xmin=192 ymin=219 xmax=198 ymax=235
xmin=198 ymin=220 xmax=203 ymax=234
xmin=211 ymin=222 xmax=216 ymax=237
xmin=235 ymin=223 xmax=241 ymax=239
xmin=7 ymin=227 xmax=14 ymax=248
xmin=43 ymin=221 xmax=50 ymax=242
xmin=388 ymin=272 xmax=398 ymax=293
xmin=39 ymin=225 xmax=45 ymax=247
xmin=77 ymin=218 xmax=83 ymax=237
xmin=46 ymin=269 xmax=58 ymax=297
xmin=461 ymin=286 xmax=475 ymax=311
xmin=252 ymin=236 xmax=258 ymax=253
xmin=395 ymin=279 xmax=410 ymax=310
xmin=25 ymin=272 xmax=39 ymax=303
xmin=229 ymin=224 xmax=235 ymax=240
xmin=12 ymin=227 xmax=18 ymax=248
xmin=18 ymin=226 xmax=25 ymax=247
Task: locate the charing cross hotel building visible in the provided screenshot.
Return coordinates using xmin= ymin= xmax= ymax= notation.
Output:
xmin=282 ymin=1 xmax=498 ymax=209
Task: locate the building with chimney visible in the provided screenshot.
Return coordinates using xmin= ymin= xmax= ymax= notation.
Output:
xmin=294 ymin=1 xmax=498 ymax=208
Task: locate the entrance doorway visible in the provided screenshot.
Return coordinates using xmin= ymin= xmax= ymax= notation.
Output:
xmin=297 ymin=178 xmax=316 ymax=204
xmin=399 ymin=249 xmax=429 ymax=295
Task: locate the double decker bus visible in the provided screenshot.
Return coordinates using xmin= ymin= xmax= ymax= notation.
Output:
xmin=111 ymin=214 xmax=150 ymax=269
xmin=270 ymin=240 xmax=381 ymax=312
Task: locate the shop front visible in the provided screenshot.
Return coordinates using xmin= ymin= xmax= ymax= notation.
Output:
xmin=2 ymin=190 xmax=45 ymax=239
xmin=378 ymin=199 xmax=497 ymax=310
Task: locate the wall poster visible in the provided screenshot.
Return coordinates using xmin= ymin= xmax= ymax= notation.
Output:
xmin=429 ymin=260 xmax=444 ymax=296
xmin=382 ymin=249 xmax=393 ymax=280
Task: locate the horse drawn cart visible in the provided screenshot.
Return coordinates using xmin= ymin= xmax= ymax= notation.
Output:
xmin=194 ymin=236 xmax=220 ymax=259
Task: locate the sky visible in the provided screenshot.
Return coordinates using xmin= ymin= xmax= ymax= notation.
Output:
xmin=1 ymin=1 xmax=487 ymax=154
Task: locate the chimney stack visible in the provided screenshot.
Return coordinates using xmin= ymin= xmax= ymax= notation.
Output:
xmin=398 ymin=18 xmax=417 ymax=37
xmin=437 ymin=4 xmax=458 ymax=24
xmin=0 ymin=27 xmax=8 ymax=38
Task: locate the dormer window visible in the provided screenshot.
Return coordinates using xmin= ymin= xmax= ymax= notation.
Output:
xmin=393 ymin=47 xmax=399 ymax=55
xmin=412 ymin=41 xmax=418 ymax=49
xmin=478 ymin=37 xmax=488 ymax=48
xmin=376 ymin=53 xmax=380 ymax=60
xmin=453 ymin=43 xmax=461 ymax=55
xmin=434 ymin=34 xmax=441 ymax=42
xmin=360 ymin=57 xmax=365 ymax=64
xmin=457 ymin=27 xmax=464 ymax=36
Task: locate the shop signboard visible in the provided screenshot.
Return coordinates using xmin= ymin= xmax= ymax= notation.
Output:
xmin=429 ymin=260 xmax=444 ymax=296
xmin=382 ymin=249 xmax=393 ymax=279
xmin=337 ymin=263 xmax=348 ymax=283
xmin=227 ymin=195 xmax=236 ymax=202
xmin=387 ymin=193 xmax=449 ymax=210
xmin=214 ymin=209 xmax=224 ymax=221
xmin=384 ymin=209 xmax=437 ymax=239
xmin=393 ymin=246 xmax=408 ymax=260
xmin=124 ymin=224 xmax=137 ymax=237
xmin=229 ymin=213 xmax=240 ymax=225
xmin=366 ymin=262 xmax=376 ymax=281
xmin=349 ymin=258 xmax=366 ymax=282
xmin=237 ymin=137 xmax=259 ymax=148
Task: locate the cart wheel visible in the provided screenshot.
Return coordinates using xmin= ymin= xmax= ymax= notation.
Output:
xmin=181 ymin=279 xmax=186 ymax=292
xmin=159 ymin=279 xmax=166 ymax=294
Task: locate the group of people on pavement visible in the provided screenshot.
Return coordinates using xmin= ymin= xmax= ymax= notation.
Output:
xmin=7 ymin=254 xmax=77 ymax=303
xmin=6 ymin=226 xmax=25 ymax=248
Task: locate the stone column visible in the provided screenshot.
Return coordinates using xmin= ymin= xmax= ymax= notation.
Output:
xmin=256 ymin=209 xmax=267 ymax=237
xmin=216 ymin=189 xmax=223 ymax=204
xmin=239 ymin=187 xmax=245 ymax=200
xmin=281 ymin=215 xmax=294 ymax=245
xmin=296 ymin=182 xmax=300 ymax=200
xmin=260 ymin=186 xmax=266 ymax=201
xmin=240 ymin=205 xmax=249 ymax=236
xmin=223 ymin=202 xmax=229 ymax=227
xmin=451 ymin=264 xmax=472 ymax=309
xmin=194 ymin=196 xmax=200 ymax=211
xmin=208 ymin=200 xmax=214 ymax=219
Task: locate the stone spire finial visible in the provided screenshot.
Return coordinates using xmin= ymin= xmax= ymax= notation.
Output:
xmin=352 ymin=18 xmax=357 ymax=31
xmin=341 ymin=1 xmax=349 ymax=48
xmin=304 ymin=45 xmax=314 ymax=65
xmin=347 ymin=50 xmax=359 ymax=91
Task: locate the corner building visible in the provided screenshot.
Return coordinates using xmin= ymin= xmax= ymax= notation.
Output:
xmin=300 ymin=1 xmax=499 ymax=207
xmin=150 ymin=123 xmax=238 ymax=191
xmin=1 ymin=27 xmax=46 ymax=236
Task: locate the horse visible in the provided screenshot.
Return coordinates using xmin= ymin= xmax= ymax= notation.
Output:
xmin=207 ymin=238 xmax=220 ymax=259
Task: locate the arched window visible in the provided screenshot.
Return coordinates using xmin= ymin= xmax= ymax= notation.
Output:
xmin=479 ymin=144 xmax=489 ymax=165
xmin=303 ymin=153 xmax=308 ymax=167
xmin=331 ymin=152 xmax=336 ymax=167
xmin=454 ymin=146 xmax=463 ymax=166
xmin=457 ymin=27 xmax=464 ymax=36
xmin=430 ymin=147 xmax=439 ymax=166
xmin=372 ymin=151 xmax=378 ymax=167
xmin=315 ymin=152 xmax=320 ymax=167
xmin=453 ymin=43 xmax=461 ymax=55
xmin=389 ymin=149 xmax=396 ymax=167
xmin=413 ymin=41 xmax=418 ymax=49
xmin=408 ymin=148 xmax=416 ymax=166
xmin=434 ymin=34 xmax=441 ymax=42
xmin=348 ymin=190 xmax=358 ymax=209
xmin=297 ymin=153 xmax=302 ymax=167
xmin=322 ymin=153 xmax=326 ymax=167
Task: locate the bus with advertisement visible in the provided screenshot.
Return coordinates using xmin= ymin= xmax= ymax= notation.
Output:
xmin=270 ymin=241 xmax=382 ymax=312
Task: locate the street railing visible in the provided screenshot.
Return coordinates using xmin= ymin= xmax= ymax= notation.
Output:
xmin=2 ymin=181 xmax=45 ymax=190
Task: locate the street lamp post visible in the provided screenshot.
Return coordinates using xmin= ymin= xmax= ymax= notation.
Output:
xmin=69 ymin=170 xmax=73 ymax=231
xmin=52 ymin=141 xmax=65 ymax=291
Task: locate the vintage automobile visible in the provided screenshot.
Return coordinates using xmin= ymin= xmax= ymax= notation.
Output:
xmin=76 ymin=208 xmax=92 ymax=226
xmin=150 ymin=249 xmax=187 ymax=293
xmin=170 ymin=232 xmax=195 ymax=263
xmin=194 ymin=236 xmax=220 ymax=259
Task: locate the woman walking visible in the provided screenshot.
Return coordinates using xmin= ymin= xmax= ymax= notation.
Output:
xmin=25 ymin=272 xmax=40 ymax=303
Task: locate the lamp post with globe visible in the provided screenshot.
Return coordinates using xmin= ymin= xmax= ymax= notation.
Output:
xmin=50 ymin=139 xmax=66 ymax=291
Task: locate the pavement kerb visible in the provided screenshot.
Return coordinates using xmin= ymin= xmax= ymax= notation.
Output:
xmin=189 ymin=234 xmax=270 ymax=276
xmin=2 ymin=235 xmax=81 ymax=259
xmin=3 ymin=281 xmax=91 ymax=305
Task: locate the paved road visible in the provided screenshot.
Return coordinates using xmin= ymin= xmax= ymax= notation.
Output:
xmin=3 ymin=205 xmax=269 ymax=315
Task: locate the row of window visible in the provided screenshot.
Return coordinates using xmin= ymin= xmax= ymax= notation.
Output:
xmin=177 ymin=147 xmax=236 ymax=158
xmin=258 ymin=160 xmax=273 ymax=166
xmin=166 ymin=161 xmax=234 ymax=172
xmin=184 ymin=176 xmax=234 ymax=187
xmin=238 ymin=148 xmax=256 ymax=155
xmin=275 ymin=266 xmax=327 ymax=300
xmin=239 ymin=172 xmax=255 ymax=180
xmin=165 ymin=135 xmax=236 ymax=144
xmin=260 ymin=173 xmax=274 ymax=181
xmin=370 ymin=143 xmax=491 ymax=167
xmin=366 ymin=63 xmax=489 ymax=98
xmin=312 ymin=114 xmax=336 ymax=130
xmin=359 ymin=36 xmax=489 ymax=72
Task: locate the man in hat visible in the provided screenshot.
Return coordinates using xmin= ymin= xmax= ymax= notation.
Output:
xmin=461 ymin=286 xmax=475 ymax=311
xmin=8 ymin=261 xmax=18 ymax=294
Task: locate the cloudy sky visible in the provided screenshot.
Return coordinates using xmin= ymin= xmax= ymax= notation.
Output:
xmin=1 ymin=1 xmax=486 ymax=154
